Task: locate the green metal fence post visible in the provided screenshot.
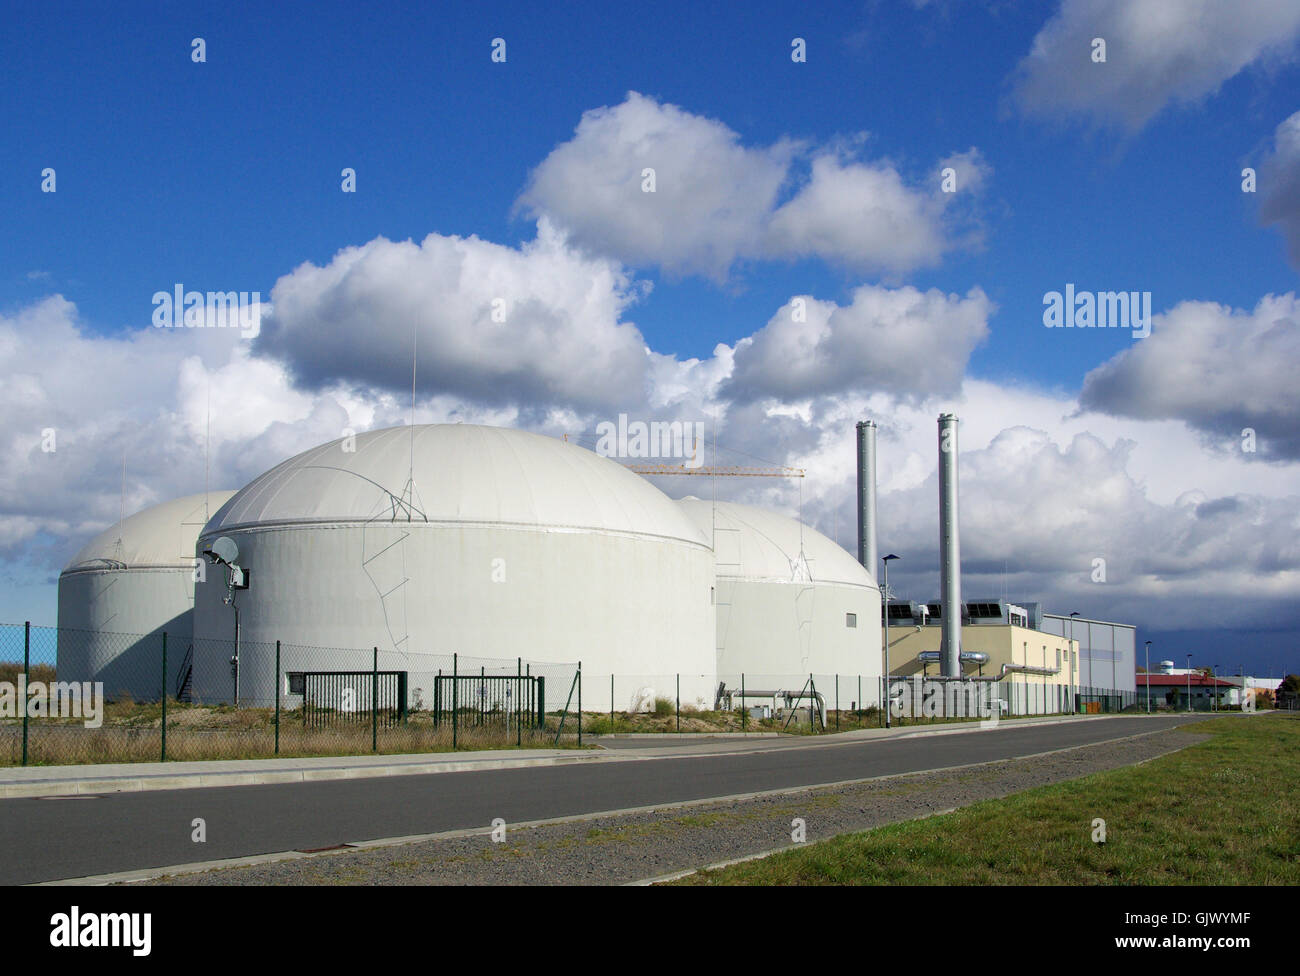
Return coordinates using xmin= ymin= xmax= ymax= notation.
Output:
xmin=274 ymin=640 xmax=281 ymax=755
xmin=517 ymin=657 xmax=522 ymax=748
xmin=577 ymin=662 xmax=582 ymax=747
xmin=161 ymin=632 xmax=167 ymax=762
xmin=676 ymin=673 xmax=680 ymax=733
xmin=452 ymin=652 xmax=459 ymax=750
xmin=610 ymin=673 xmax=614 ymax=733
xmin=372 ymin=647 xmax=379 ymax=752
xmin=809 ymin=674 xmax=815 ymax=733
xmin=782 ymin=675 xmax=813 ymax=733
xmin=22 ymin=621 xmax=30 ymax=766
xmin=835 ymin=674 xmax=839 ymax=732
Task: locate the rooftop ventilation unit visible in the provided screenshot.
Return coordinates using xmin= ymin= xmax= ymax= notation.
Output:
xmin=885 ymin=600 xmax=921 ymax=623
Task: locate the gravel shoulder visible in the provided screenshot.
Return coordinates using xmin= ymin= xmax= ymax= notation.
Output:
xmin=147 ymin=726 xmax=1208 ymax=886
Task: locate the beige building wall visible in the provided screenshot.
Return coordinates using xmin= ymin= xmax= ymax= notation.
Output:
xmin=883 ymin=624 xmax=1078 ymax=686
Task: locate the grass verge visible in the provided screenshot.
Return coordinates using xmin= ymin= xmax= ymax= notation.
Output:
xmin=673 ymin=714 xmax=1300 ymax=885
xmin=0 ymin=702 xmax=589 ymax=766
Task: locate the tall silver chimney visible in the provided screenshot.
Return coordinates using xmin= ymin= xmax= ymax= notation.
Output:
xmin=938 ymin=413 xmax=961 ymax=678
xmin=855 ymin=421 xmax=878 ymax=576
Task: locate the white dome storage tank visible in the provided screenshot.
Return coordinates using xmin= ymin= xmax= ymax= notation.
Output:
xmin=191 ymin=424 xmax=717 ymax=708
xmin=57 ymin=491 xmax=237 ymax=700
xmin=677 ymin=498 xmax=881 ymax=694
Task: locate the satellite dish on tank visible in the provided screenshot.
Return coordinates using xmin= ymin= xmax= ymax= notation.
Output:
xmin=203 ymin=536 xmax=239 ymax=566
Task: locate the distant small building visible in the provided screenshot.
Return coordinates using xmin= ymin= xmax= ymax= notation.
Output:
xmin=1216 ymin=675 xmax=1286 ymax=708
xmin=1138 ymin=673 xmax=1236 ymax=711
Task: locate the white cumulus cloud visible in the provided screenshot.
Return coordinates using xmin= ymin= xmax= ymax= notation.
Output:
xmin=1078 ymin=293 xmax=1300 ymax=459
xmin=518 ymin=92 xmax=984 ymax=278
xmin=1260 ymin=109 xmax=1300 ymax=269
xmin=256 ymin=219 xmax=651 ymax=412
xmin=1010 ymin=0 xmax=1300 ymax=130
xmin=723 ymin=285 xmax=993 ymax=404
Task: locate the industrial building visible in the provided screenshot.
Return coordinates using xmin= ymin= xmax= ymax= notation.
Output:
xmin=190 ymin=424 xmax=720 ymax=708
xmin=676 ymin=498 xmax=881 ymax=687
xmin=879 ymin=599 xmax=1139 ymax=713
xmin=1038 ymin=611 xmax=1136 ymax=698
xmin=56 ymin=490 xmax=236 ymax=699
xmin=862 ymin=413 xmax=1137 ymax=715
xmin=882 ymin=599 xmax=1078 ymax=714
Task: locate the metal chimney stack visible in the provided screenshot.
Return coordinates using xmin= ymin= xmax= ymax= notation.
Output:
xmin=855 ymin=421 xmax=878 ymax=576
xmin=938 ymin=413 xmax=961 ymax=678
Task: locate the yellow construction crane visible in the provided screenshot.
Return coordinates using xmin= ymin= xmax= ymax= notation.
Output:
xmin=557 ymin=433 xmax=805 ymax=478
xmin=621 ymin=462 xmax=805 ymax=478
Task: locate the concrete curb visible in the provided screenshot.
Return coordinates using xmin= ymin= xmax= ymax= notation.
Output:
xmin=0 ymin=751 xmax=608 ymax=799
xmin=0 ymin=712 xmax=1178 ymax=800
xmin=591 ymin=732 xmax=784 ymax=740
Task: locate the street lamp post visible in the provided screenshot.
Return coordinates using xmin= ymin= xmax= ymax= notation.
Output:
xmin=1069 ymin=611 xmax=1080 ymax=712
xmin=882 ymin=554 xmax=900 ymax=729
xmin=231 ymin=593 xmax=240 ymax=706
xmin=1212 ymin=664 xmax=1219 ymax=712
xmin=1144 ymin=640 xmax=1152 ymax=714
xmin=1186 ymin=654 xmax=1193 ymax=712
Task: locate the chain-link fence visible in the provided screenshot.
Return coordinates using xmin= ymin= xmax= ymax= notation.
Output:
xmin=574 ymin=673 xmax=1136 ymax=735
xmin=0 ymin=622 xmax=1145 ymax=767
xmin=881 ymin=677 xmax=1136 ymax=722
xmin=0 ymin=623 xmax=579 ymax=766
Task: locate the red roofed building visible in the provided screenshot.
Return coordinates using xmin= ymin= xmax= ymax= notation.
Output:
xmin=1138 ymin=672 xmax=1236 ymax=711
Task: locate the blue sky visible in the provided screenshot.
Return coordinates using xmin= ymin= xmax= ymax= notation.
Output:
xmin=7 ymin=1 xmax=1294 ymax=366
xmin=3 ymin=0 xmax=1300 ymax=675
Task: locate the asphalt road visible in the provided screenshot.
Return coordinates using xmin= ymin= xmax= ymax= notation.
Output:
xmin=2 ymin=714 xmax=1210 ymax=884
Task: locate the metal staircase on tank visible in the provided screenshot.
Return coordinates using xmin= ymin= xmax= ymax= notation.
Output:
xmin=175 ymin=645 xmax=194 ymax=703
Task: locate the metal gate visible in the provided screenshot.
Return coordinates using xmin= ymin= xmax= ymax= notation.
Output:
xmin=1076 ymin=692 xmax=1120 ymax=714
xmin=300 ymin=671 xmax=408 ymax=729
xmin=433 ymin=674 xmax=544 ymax=728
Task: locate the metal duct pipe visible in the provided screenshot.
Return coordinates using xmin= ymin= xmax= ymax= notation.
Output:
xmin=995 ymin=662 xmax=1059 ymax=678
xmin=918 ymin=650 xmax=989 ymax=665
xmin=938 ymin=413 xmax=962 ymax=677
xmin=907 ymin=659 xmax=1063 ymax=682
xmin=855 ymin=420 xmax=878 ymax=574
xmin=714 ymin=686 xmax=828 ymax=722
xmin=967 ymin=662 xmax=1062 ymax=682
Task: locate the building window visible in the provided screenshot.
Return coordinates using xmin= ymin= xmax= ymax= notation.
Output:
xmin=846 ymin=613 xmax=857 ymax=628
